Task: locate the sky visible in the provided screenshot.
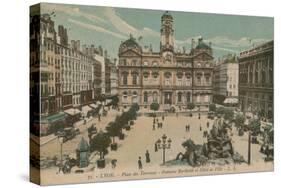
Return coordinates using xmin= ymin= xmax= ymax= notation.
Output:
xmin=40 ymin=3 xmax=274 ymax=60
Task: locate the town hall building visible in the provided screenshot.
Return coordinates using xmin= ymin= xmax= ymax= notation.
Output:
xmin=118 ymin=11 xmax=214 ymax=111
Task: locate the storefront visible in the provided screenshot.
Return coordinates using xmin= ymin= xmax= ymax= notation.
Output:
xmin=40 ymin=112 xmax=66 ymax=136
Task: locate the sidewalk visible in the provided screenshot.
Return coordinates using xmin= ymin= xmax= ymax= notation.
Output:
xmin=31 ymin=134 xmax=58 ymax=146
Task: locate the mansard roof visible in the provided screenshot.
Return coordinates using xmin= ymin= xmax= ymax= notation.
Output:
xmin=119 ymin=35 xmax=142 ymax=55
xmin=196 ymin=38 xmax=211 ymax=50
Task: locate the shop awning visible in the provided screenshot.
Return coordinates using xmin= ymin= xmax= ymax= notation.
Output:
xmin=64 ymin=108 xmax=81 ymax=116
xmin=82 ymin=105 xmax=92 ymax=116
xmin=223 ymin=97 xmax=238 ymax=104
xmin=89 ymin=103 xmax=98 ymax=109
xmin=41 ymin=112 xmax=66 ymax=123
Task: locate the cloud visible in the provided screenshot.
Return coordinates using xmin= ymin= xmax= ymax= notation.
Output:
xmin=42 ymin=4 xmax=107 ymax=24
xmin=208 ymin=36 xmax=269 ymax=48
xmin=211 ymin=45 xmax=239 ymax=53
xmin=68 ymin=19 xmax=127 ymax=39
xmin=103 ymin=7 xmax=160 ymax=38
xmin=175 ymin=36 xmax=270 ymax=53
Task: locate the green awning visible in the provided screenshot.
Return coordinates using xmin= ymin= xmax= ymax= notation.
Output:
xmin=41 ymin=113 xmax=66 ymax=123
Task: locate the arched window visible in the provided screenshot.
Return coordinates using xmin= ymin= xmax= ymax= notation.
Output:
xmin=153 ymin=92 xmax=158 ymax=102
xmin=122 ymin=72 xmax=128 ymax=85
xmin=178 ymin=92 xmax=182 ymax=103
xmin=123 ymin=91 xmax=128 ymax=103
xmin=164 ymin=72 xmax=171 ymax=78
xmin=177 ymin=72 xmax=183 ymax=79
xmin=143 ymin=72 xmax=149 ymax=79
xmin=144 ymin=92 xmax=148 ymax=103
xmin=186 ymin=92 xmax=191 ymax=103
xmin=152 ymin=72 xmax=159 ymax=79
xmin=269 ymin=59 xmax=273 ymax=84
xmin=132 ymin=72 xmax=138 ymax=85
xmin=132 ymin=91 xmax=138 ymax=103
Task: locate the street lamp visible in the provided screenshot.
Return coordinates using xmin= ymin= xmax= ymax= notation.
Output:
xmin=57 ymin=134 xmax=64 ymax=173
xmin=156 ymin=134 xmax=172 ymax=164
xmin=248 ymin=130 xmax=251 ymax=165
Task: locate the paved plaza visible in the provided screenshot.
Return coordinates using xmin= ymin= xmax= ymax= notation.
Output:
xmin=40 ymin=107 xmax=267 ymax=172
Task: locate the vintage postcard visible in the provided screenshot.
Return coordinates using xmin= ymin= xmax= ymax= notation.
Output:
xmin=30 ymin=3 xmax=274 ymax=185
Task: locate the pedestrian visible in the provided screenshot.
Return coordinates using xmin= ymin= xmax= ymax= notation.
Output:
xmin=111 ymin=159 xmax=117 ymax=169
xmin=162 ymin=114 xmax=164 ymax=121
xmin=203 ymin=130 xmax=208 ymax=138
xmin=145 ymin=150 xmax=150 ymax=163
xmin=138 ymin=156 xmax=143 ymax=169
xmin=153 ymin=123 xmax=155 ymax=130
xmin=57 ymin=165 xmax=63 ymax=174
xmin=207 ymin=122 xmax=209 ymax=128
xmin=185 ymin=125 xmax=188 ymax=132
xmin=155 ymin=143 xmax=158 ymax=152
xmin=199 ymin=125 xmax=202 ymax=131
xmin=187 ymin=124 xmax=190 ymax=132
xmin=160 ymin=122 xmax=163 ymax=128
xmin=198 ymin=113 xmax=201 ymax=119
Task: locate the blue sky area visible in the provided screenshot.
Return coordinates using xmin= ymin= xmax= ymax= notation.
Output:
xmin=41 ymin=3 xmax=274 ymax=60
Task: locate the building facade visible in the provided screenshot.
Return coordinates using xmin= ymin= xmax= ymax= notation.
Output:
xmin=238 ymin=41 xmax=273 ymax=120
xmin=118 ymin=12 xmax=214 ymax=111
xmin=110 ymin=59 xmax=118 ymax=96
xmin=213 ymin=55 xmax=239 ymax=105
xmin=30 ymin=14 xmax=111 ymax=135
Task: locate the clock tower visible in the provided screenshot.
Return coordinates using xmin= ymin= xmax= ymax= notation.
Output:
xmin=160 ymin=11 xmax=174 ymax=63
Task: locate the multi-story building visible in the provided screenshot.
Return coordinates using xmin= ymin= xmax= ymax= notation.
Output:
xmin=213 ymin=54 xmax=239 ymax=105
xmin=238 ymin=41 xmax=273 ymax=120
xmin=40 ymin=14 xmax=57 ymax=115
xmin=110 ymin=59 xmax=118 ymax=96
xmin=104 ymin=55 xmax=112 ymax=96
xmin=31 ymin=14 xmax=110 ymax=135
xmin=30 ymin=14 xmax=66 ymax=135
xmin=118 ymin=11 xmax=214 ymax=111
xmin=82 ymin=44 xmax=104 ymax=99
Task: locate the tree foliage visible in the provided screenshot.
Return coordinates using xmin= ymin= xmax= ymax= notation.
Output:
xmin=187 ymin=102 xmax=195 ymax=111
xmin=235 ymin=114 xmax=245 ymax=128
xmin=89 ymin=131 xmax=111 ymax=159
xmin=224 ymin=108 xmax=234 ymax=121
xmin=150 ymin=102 xmax=160 ymax=111
xmin=105 ymin=121 xmax=120 ymax=143
xmin=249 ymin=119 xmax=261 ymax=136
xmin=209 ymin=103 xmax=216 ymax=112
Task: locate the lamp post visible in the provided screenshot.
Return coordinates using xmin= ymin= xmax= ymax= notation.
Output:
xmin=156 ymin=134 xmax=172 ymax=164
xmin=248 ymin=130 xmax=251 ymax=165
xmin=58 ymin=135 xmax=64 ymax=172
xmin=247 ymin=104 xmax=252 ymax=165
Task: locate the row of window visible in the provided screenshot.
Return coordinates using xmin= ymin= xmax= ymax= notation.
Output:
xmin=121 ymin=92 xmax=210 ymax=103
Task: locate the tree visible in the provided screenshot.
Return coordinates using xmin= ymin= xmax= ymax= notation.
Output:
xmin=131 ymin=103 xmax=140 ymax=112
xmin=235 ymin=114 xmax=245 ymax=129
xmin=106 ymin=121 xmax=120 ymax=145
xmin=150 ymin=102 xmax=160 ymax=112
xmin=224 ymin=108 xmax=234 ymax=121
xmin=249 ymin=119 xmax=261 ymax=136
xmin=111 ymin=95 xmax=119 ymax=108
xmin=216 ymin=107 xmax=225 ymax=116
xmin=187 ymin=102 xmax=195 ymax=111
xmin=89 ymin=131 xmax=111 ymax=160
xmin=209 ymin=103 xmax=216 ymax=112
